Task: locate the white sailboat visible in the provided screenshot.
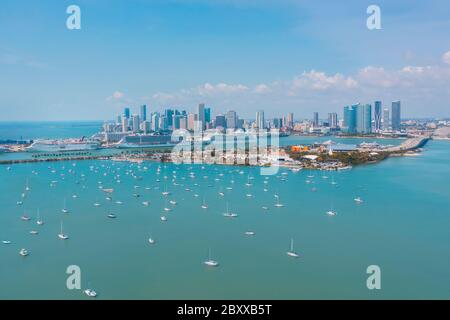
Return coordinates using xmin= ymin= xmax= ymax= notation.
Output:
xmin=274 ymin=194 xmax=284 ymax=208
xmin=286 ymin=238 xmax=299 ymax=258
xmin=19 ymin=248 xmax=29 ymax=256
xmin=203 ymin=248 xmax=219 ymax=267
xmin=58 ymin=220 xmax=69 ymax=240
xmin=201 ymin=197 xmax=208 ymax=209
xmin=223 ymin=202 xmax=238 ymax=218
xmin=61 ymin=198 xmax=69 ymax=213
xmin=36 ymin=209 xmax=44 ymax=225
xmin=354 ymin=197 xmax=364 ymax=204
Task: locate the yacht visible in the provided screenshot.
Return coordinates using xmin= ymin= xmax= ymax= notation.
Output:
xmin=203 ymin=249 xmax=219 ymax=267
xmin=17 ymin=201 xmax=23 ymax=205
xmin=286 ymin=239 xmax=300 ymax=258
xmin=142 ymin=201 xmax=150 ymax=206
xmin=148 ymin=237 xmax=155 ymax=245
xmin=58 ymin=221 xmax=69 ymax=240
xmin=2 ymin=240 xmax=11 ymax=245
xmin=107 ymin=213 xmax=117 ymax=219
xmin=93 ymin=202 xmax=101 ymax=207
xmin=169 ymin=200 xmax=177 ymax=205
xmin=115 ymin=201 xmax=123 ymax=205
xmin=160 ymin=216 xmax=167 ymax=222
xmin=262 ymin=206 xmax=269 ymax=210
xmin=19 ymin=248 xmax=29 ymax=256
xmin=30 ymin=230 xmax=39 ymax=235
xmin=21 ymin=214 xmax=31 ymax=221
xmin=244 ymin=231 xmax=255 ymax=236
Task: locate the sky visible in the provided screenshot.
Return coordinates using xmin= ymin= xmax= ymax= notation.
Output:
xmin=0 ymin=0 xmax=450 ymax=121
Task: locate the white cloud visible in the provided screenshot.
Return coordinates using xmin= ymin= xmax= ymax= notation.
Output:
xmin=107 ymin=91 xmax=125 ymax=101
xmin=291 ymin=70 xmax=358 ymax=92
xmin=254 ymin=84 xmax=271 ymax=94
xmin=197 ymin=83 xmax=249 ymax=96
xmin=443 ymin=51 xmax=450 ymax=65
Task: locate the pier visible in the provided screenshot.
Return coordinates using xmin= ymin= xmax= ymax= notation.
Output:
xmin=377 ymin=136 xmax=430 ymax=153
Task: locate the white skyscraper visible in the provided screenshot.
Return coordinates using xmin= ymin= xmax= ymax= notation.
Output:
xmin=132 ymin=115 xmax=140 ymax=133
xmin=256 ymin=110 xmax=265 ymax=129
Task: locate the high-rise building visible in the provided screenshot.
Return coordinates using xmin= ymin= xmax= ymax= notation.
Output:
xmin=132 ymin=114 xmax=140 ymax=133
xmin=356 ymin=104 xmax=372 ymax=134
xmin=151 ymin=113 xmax=160 ymax=131
xmin=197 ymin=103 xmax=205 ymax=129
xmin=116 ymin=115 xmax=122 ymax=125
xmin=124 ymin=107 xmax=130 ymax=119
xmin=121 ymin=117 xmax=129 ymax=133
xmin=382 ymin=108 xmax=390 ymax=130
xmin=204 ymin=107 xmax=211 ymax=124
xmin=143 ymin=120 xmax=151 ymax=133
xmin=287 ymin=113 xmax=294 ymax=128
xmin=256 ymin=110 xmax=265 ymax=129
xmin=188 ymin=113 xmax=198 ymax=131
xmin=328 ymin=112 xmax=338 ymax=129
xmin=391 ymin=101 xmax=401 ymax=131
xmin=374 ymin=101 xmax=382 ymax=131
xmin=313 ymin=112 xmax=319 ymax=127
xmin=179 ymin=116 xmax=188 ymax=130
xmin=226 ymin=110 xmax=237 ymax=129
xmin=140 ymin=105 xmax=147 ymax=122
xmin=343 ymin=106 xmax=357 ymax=134
xmin=215 ymin=114 xmax=226 ymax=128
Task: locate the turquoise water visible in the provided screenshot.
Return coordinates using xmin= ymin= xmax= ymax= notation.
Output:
xmin=1 ymin=124 xmax=449 ymax=300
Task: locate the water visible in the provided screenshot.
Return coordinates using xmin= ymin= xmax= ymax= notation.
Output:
xmin=1 ymin=123 xmax=449 ymax=299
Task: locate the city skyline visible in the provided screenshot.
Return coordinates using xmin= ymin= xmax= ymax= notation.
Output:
xmin=1 ymin=1 xmax=450 ymax=120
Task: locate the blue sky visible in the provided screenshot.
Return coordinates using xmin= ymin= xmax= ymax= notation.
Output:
xmin=1 ymin=0 xmax=449 ymax=120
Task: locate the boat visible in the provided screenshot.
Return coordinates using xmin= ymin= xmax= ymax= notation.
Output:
xmin=148 ymin=237 xmax=155 ymax=245
xmin=84 ymin=289 xmax=98 ymax=298
xmin=203 ymin=249 xmax=219 ymax=267
xmin=25 ymin=179 xmax=31 ymax=192
xmin=61 ymin=198 xmax=69 ymax=213
xmin=262 ymin=206 xmax=269 ymax=210
xmin=142 ymin=201 xmax=150 ymax=206
xmin=160 ymin=216 xmax=167 ymax=221
xmin=17 ymin=201 xmax=23 ymax=205
xmin=36 ymin=209 xmax=44 ymax=225
xmin=286 ymin=239 xmax=299 ymax=258
xmin=201 ymin=198 xmax=208 ymax=209
xmin=2 ymin=240 xmax=11 ymax=244
xmin=326 ymin=210 xmax=337 ymax=216
xmin=26 ymin=138 xmax=100 ymax=153
xmin=21 ymin=214 xmax=31 ymax=221
xmin=93 ymin=202 xmax=101 ymax=207
xmin=30 ymin=230 xmax=39 ymax=235
xmin=274 ymin=195 xmax=284 ymax=208
xmin=354 ymin=197 xmax=364 ymax=204
xmin=107 ymin=213 xmax=117 ymax=219
xmin=58 ymin=221 xmax=69 ymax=240
xmin=19 ymin=248 xmax=29 ymax=256
xmin=169 ymin=200 xmax=177 ymax=205
xmin=244 ymin=231 xmax=255 ymax=236
xmin=223 ymin=203 xmax=238 ymax=218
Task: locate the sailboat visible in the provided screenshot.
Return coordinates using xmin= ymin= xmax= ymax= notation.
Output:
xmin=25 ymin=178 xmax=30 ymax=192
xmin=203 ymin=248 xmax=219 ymax=267
xmin=36 ymin=209 xmax=44 ymax=225
xmin=21 ymin=213 xmax=31 ymax=221
xmin=354 ymin=197 xmax=364 ymax=204
xmin=58 ymin=220 xmax=69 ymax=240
xmin=223 ymin=202 xmax=238 ymax=218
xmin=162 ymin=185 xmax=170 ymax=196
xmin=286 ymin=238 xmax=300 ymax=258
xmin=84 ymin=289 xmax=98 ymax=298
xmin=274 ymin=195 xmax=284 ymax=208
xmin=201 ymin=197 xmax=208 ymax=209
xmin=19 ymin=248 xmax=29 ymax=256
xmin=61 ymin=198 xmax=69 ymax=213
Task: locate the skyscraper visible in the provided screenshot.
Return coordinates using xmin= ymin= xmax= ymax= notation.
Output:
xmin=215 ymin=114 xmax=226 ymax=128
xmin=121 ymin=117 xmax=128 ymax=133
xmin=124 ymin=107 xmax=130 ymax=119
xmin=188 ymin=113 xmax=198 ymax=131
xmin=382 ymin=108 xmax=390 ymax=130
xmin=197 ymin=103 xmax=205 ymax=129
xmin=226 ymin=110 xmax=237 ymax=129
xmin=313 ymin=112 xmax=319 ymax=127
xmin=179 ymin=116 xmax=188 ymax=130
xmin=256 ymin=110 xmax=265 ymax=129
xmin=204 ymin=107 xmax=211 ymax=124
xmin=140 ymin=105 xmax=147 ymax=122
xmin=151 ymin=113 xmax=160 ymax=131
xmin=132 ymin=114 xmax=140 ymax=133
xmin=287 ymin=113 xmax=294 ymax=128
xmin=164 ymin=109 xmax=174 ymax=128
xmin=343 ymin=106 xmax=357 ymax=134
xmin=356 ymin=104 xmax=372 ymax=134
xmin=374 ymin=101 xmax=382 ymax=132
xmin=391 ymin=101 xmax=401 ymax=131
xmin=328 ymin=113 xmax=338 ymax=129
